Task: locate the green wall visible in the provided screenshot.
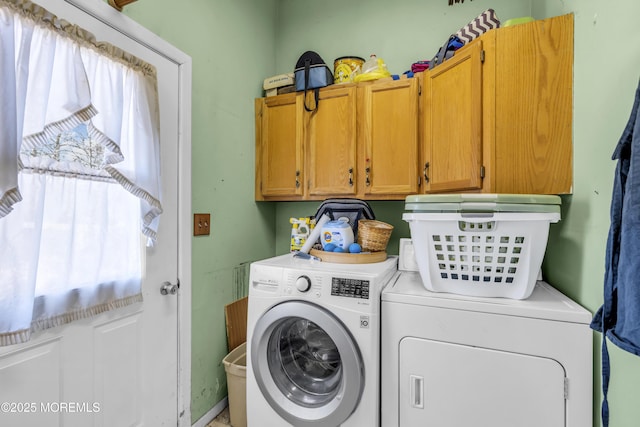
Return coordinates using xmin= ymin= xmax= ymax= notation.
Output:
xmin=120 ymin=0 xmax=277 ymax=422
xmin=535 ymin=2 xmax=640 ymax=427
xmin=274 ymin=0 xmax=532 ymax=77
xmin=121 ymin=0 xmax=640 ymax=425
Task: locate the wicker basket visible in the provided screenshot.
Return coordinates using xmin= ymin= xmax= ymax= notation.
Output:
xmin=357 ymin=220 xmax=394 ymax=252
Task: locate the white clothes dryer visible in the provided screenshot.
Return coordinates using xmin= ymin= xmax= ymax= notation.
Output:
xmin=381 ymin=271 xmax=592 ymax=427
xmin=247 ymin=254 xmax=398 ymax=427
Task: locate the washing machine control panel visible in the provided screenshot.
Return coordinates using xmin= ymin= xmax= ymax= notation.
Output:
xmin=331 ymin=277 xmax=370 ymax=299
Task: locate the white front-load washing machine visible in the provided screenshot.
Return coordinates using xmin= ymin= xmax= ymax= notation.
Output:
xmin=247 ymin=254 xmax=398 ymax=427
xmin=381 ymin=271 xmax=593 ymax=427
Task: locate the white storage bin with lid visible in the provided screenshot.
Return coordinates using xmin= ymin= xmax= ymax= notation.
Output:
xmin=403 ymin=194 xmax=561 ymax=300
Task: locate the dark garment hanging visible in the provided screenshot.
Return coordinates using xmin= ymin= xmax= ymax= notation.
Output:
xmin=591 ymin=79 xmax=640 ymax=427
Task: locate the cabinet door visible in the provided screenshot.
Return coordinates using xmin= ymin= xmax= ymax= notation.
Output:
xmin=360 ymin=78 xmax=419 ymax=197
xmin=423 ymin=41 xmax=483 ymax=193
xmin=493 ymin=14 xmax=573 ymax=194
xmin=307 ymin=86 xmax=357 ymax=197
xmin=399 ymin=337 xmax=566 ymax=427
xmin=256 ymin=93 xmax=303 ymax=198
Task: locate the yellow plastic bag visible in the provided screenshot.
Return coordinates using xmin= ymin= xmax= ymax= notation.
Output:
xmin=353 ymin=54 xmax=391 ymax=82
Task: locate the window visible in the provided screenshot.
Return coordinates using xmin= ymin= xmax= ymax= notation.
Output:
xmin=22 ymin=124 xmax=106 ymax=173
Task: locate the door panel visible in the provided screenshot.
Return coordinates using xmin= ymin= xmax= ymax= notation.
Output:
xmin=360 ymin=79 xmax=419 ymax=196
xmin=307 ymin=87 xmax=357 ymax=196
xmin=0 ymin=341 xmax=62 ymax=425
xmin=424 ymin=42 xmax=483 ymax=193
xmin=93 ymin=314 xmax=143 ymax=426
xmin=259 ymin=93 xmax=304 ymax=197
xmin=0 ymin=1 xmax=180 ymax=426
xmin=399 ymin=337 xmax=565 ymax=427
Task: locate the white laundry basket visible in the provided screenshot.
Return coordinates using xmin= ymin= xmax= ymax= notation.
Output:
xmin=403 ymin=194 xmax=561 ymax=300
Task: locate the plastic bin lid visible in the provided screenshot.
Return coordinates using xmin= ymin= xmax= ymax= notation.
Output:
xmin=405 ymin=193 xmax=561 ymax=214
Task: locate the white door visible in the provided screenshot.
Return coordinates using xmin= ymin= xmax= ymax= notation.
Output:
xmin=0 ymin=1 xmax=188 ymax=426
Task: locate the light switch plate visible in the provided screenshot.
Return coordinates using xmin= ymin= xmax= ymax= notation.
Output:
xmin=194 ymin=213 xmax=211 ymax=236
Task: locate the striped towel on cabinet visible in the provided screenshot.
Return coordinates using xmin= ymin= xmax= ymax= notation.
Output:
xmin=455 ymin=9 xmax=500 ymax=44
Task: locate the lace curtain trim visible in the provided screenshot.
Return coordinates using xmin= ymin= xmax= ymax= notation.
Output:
xmin=0 ymin=0 xmax=157 ymax=80
xmin=86 ymin=122 xmax=125 ymax=166
xmin=0 ymin=187 xmax=22 ymax=217
xmin=0 ymin=293 xmax=143 ymax=346
xmin=105 ymin=165 xmax=163 ymax=241
xmin=21 ymin=104 xmax=99 ymax=152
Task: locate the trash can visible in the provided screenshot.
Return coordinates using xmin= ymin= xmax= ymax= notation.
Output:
xmin=222 ymin=342 xmax=247 ymax=427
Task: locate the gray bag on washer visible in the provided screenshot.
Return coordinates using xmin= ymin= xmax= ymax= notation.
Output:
xmin=314 ymin=198 xmax=375 ymax=239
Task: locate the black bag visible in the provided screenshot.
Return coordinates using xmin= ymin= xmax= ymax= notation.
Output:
xmin=294 ymin=51 xmax=333 ymax=112
xmin=314 ymin=198 xmax=375 ymax=238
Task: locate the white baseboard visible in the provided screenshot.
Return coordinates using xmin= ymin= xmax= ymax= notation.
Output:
xmin=192 ymin=397 xmax=229 ymax=427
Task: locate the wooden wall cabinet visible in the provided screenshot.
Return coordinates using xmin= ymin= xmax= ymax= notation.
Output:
xmin=255 ymin=78 xmax=419 ymax=201
xmin=254 ymin=93 xmax=303 ymax=199
xmin=306 ymin=86 xmax=358 ymax=198
xmin=421 ymin=13 xmax=574 ymax=195
xmin=358 ymin=78 xmax=420 ymax=198
xmin=256 ymin=14 xmax=573 ymax=201
xmin=421 ymin=41 xmax=483 ymax=193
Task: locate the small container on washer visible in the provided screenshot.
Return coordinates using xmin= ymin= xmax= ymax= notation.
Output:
xmin=321 ymin=219 xmax=355 ymax=251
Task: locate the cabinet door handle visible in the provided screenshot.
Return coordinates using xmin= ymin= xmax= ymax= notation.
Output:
xmin=365 ymin=166 xmax=371 ymax=186
xmin=348 ymin=168 xmax=354 ymax=186
xmin=295 ymin=170 xmax=300 ymax=188
xmin=423 ymin=162 xmax=430 ymax=184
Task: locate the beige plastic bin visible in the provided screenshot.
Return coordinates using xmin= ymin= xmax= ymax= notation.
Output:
xmin=222 ymin=342 xmax=247 ymax=427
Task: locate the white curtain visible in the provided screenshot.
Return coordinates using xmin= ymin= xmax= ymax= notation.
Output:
xmin=81 ymin=48 xmax=162 ymax=242
xmin=0 ymin=171 xmax=143 ymax=344
xmin=0 ymin=0 xmax=162 ymax=346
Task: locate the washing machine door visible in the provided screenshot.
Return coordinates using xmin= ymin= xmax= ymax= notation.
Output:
xmin=251 ymin=300 xmax=363 ymax=426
